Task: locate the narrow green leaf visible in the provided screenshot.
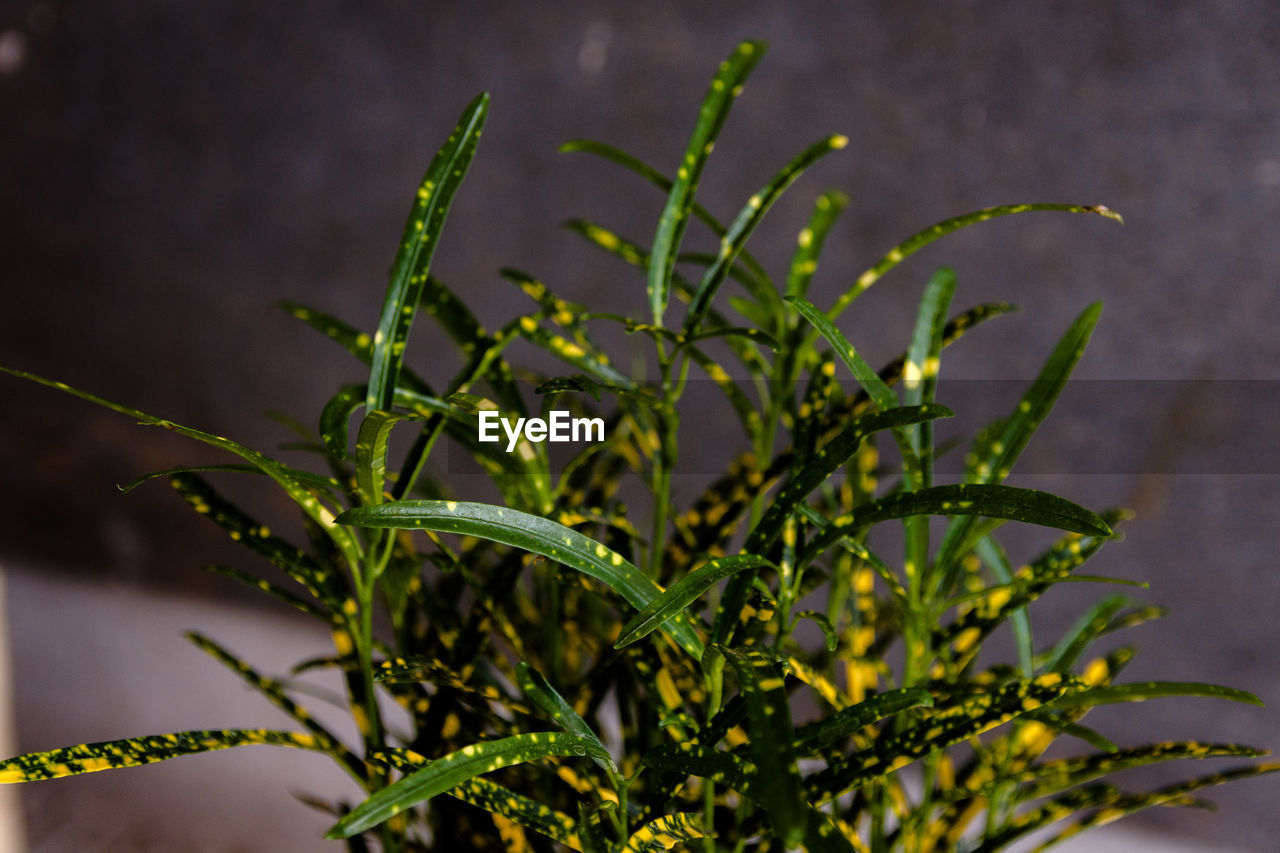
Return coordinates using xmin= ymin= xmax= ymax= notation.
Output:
xmin=516 ymin=662 xmax=616 ymax=774
xmin=786 ymin=190 xmax=849 ymax=300
xmin=336 ymin=500 xmax=703 ymax=658
xmin=367 ymin=92 xmax=489 ymax=412
xmin=0 ymin=729 xmax=323 ymax=782
xmin=373 ymin=747 xmax=582 ymax=849
xmin=557 ymin=139 xmax=773 ymax=296
xmin=935 ymin=303 xmax=1102 ymax=590
xmin=793 ymin=688 xmax=934 ymax=754
xmin=802 ymin=484 xmax=1112 ymax=567
xmin=185 ymin=633 xmax=364 ymax=781
xmin=2 ymin=367 xmax=363 ymax=568
xmin=169 ymin=473 xmax=346 ymax=610
xmin=717 ymin=645 xmax=806 ymax=847
xmin=617 ymin=555 xmax=774 ymax=648
xmin=200 ymin=563 xmax=328 ymax=619
xmin=785 ymin=295 xmax=897 ymax=411
xmin=355 ymin=410 xmax=410 ymax=506
xmin=976 ymin=536 xmax=1035 ymax=678
xmin=326 ymin=732 xmax=608 ymax=839
xmin=973 ymin=762 xmax=1280 ymax=853
xmin=1048 ymin=681 xmax=1264 ymax=710
xmin=682 ymin=133 xmax=848 ymax=336
xmin=649 ymin=40 xmax=765 ymax=325
xmin=808 ymin=676 xmax=1075 ymax=801
xmin=827 ymin=204 xmax=1122 ymax=321
xmin=1044 ymin=594 xmax=1130 ymax=674
xmin=1014 ymin=741 xmax=1266 ymax=805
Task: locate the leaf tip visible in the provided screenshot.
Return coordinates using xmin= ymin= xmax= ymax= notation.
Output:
xmin=1088 ymin=204 xmax=1124 ymax=224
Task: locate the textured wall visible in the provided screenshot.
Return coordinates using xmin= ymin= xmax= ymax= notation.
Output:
xmin=1 ymin=1 xmax=1278 ymax=847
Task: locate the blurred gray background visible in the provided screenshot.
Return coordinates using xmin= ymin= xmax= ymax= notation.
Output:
xmin=1 ymin=0 xmax=1277 ymax=849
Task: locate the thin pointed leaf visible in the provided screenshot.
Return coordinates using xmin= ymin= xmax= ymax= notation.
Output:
xmin=802 ymin=484 xmax=1112 ymax=567
xmin=935 ymin=303 xmax=1103 ymax=594
xmin=336 ymin=500 xmax=704 ymax=658
xmin=2 ymin=367 xmax=363 ymax=568
xmin=617 ymin=555 xmax=774 ymax=649
xmin=793 ymin=688 xmax=934 ymax=754
xmin=374 ymin=747 xmax=583 ymax=849
xmin=557 ymin=139 xmax=772 ymax=294
xmin=975 ymin=536 xmax=1035 ymax=678
xmin=827 ymin=204 xmax=1122 ymax=320
xmin=808 ymin=676 xmax=1075 ymax=801
xmin=1048 ymin=681 xmax=1263 ymax=710
xmin=169 ymin=473 xmax=346 ymax=610
xmin=185 ymin=632 xmax=364 ymax=781
xmin=367 ymin=93 xmax=489 ymax=411
xmin=516 ymin=662 xmax=616 ymax=774
xmin=0 ymin=729 xmax=323 ymax=782
xmin=648 ymin=40 xmax=764 ymax=325
xmin=326 ymin=732 xmax=609 ymax=839
xmin=785 ymin=295 xmax=897 ymax=411
xmin=786 ymin=190 xmax=849 ymax=301
xmin=200 ymin=563 xmax=329 ymax=620
xmin=683 ymin=133 xmax=848 ymax=336
xmin=1044 ymin=594 xmax=1130 ymax=674
xmin=717 ymin=645 xmax=806 ymax=847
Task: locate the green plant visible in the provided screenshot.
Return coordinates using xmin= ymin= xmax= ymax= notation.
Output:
xmin=1 ymin=39 xmax=1273 ymax=852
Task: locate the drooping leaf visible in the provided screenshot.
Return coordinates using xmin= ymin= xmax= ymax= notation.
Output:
xmin=169 ymin=473 xmax=347 ymax=610
xmin=793 ymin=688 xmax=934 ymax=754
xmin=326 ymin=732 xmax=609 ymax=839
xmin=826 ymin=204 xmax=1122 ymax=321
xmin=801 ymin=484 xmax=1113 ymax=567
xmin=516 ymin=662 xmax=616 ymax=774
xmin=616 ymin=555 xmax=774 ymax=649
xmin=373 ymin=747 xmax=582 ymax=850
xmin=1 ymin=367 xmax=363 ymax=568
xmin=185 ymin=633 xmax=364 ymax=781
xmin=1047 ymin=681 xmax=1263 ymax=710
xmin=337 ymin=500 xmax=704 ymax=658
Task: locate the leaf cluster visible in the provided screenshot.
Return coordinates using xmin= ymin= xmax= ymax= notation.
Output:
xmin=1 ymin=40 xmax=1270 ymax=853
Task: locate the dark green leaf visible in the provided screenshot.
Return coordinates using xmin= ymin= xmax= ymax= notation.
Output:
xmin=367 ymin=93 xmax=489 ymax=412
xmin=326 ymin=732 xmax=609 ymax=839
xmin=516 ymin=662 xmax=616 ymax=774
xmin=337 ymin=500 xmax=703 ymax=658
xmin=648 ymin=40 xmax=764 ymax=325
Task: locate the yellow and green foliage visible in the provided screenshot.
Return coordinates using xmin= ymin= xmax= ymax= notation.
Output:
xmin=1 ymin=39 xmax=1273 ymax=853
